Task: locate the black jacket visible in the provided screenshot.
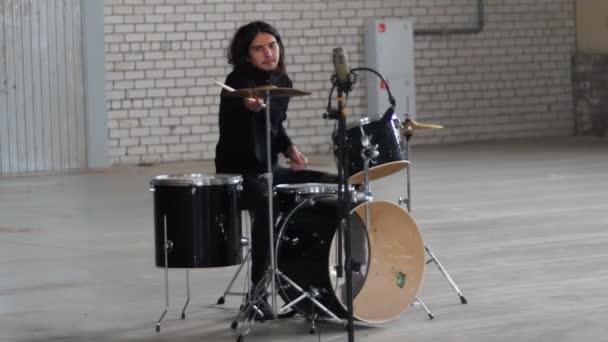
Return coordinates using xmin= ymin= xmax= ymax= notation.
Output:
xmin=215 ymin=67 xmax=293 ymax=175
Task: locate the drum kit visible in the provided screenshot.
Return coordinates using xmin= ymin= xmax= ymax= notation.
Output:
xmin=149 ymin=83 xmax=467 ymax=340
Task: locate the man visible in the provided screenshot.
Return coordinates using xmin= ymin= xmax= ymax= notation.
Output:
xmin=215 ymin=21 xmax=336 ymax=318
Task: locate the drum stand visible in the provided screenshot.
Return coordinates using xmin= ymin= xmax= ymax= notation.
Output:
xmin=155 ymin=216 xmax=192 ymax=332
xmin=399 ymin=117 xmax=468 ymax=305
xmin=216 ymin=211 xmax=253 ymax=306
xmin=359 ymin=126 xmax=377 ymax=228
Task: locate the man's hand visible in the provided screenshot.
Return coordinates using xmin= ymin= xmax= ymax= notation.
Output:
xmin=244 ymin=97 xmax=265 ymax=112
xmin=286 ymin=145 xmax=308 ymax=171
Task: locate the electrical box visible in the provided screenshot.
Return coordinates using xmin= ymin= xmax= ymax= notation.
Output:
xmin=365 ymin=19 xmax=416 ymax=119
xmin=576 ymin=0 xmax=608 ymax=53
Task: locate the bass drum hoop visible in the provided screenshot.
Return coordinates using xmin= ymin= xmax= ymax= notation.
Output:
xmin=334 ymin=200 xmax=425 ymax=323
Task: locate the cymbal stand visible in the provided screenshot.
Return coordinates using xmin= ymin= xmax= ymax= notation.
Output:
xmin=400 ymin=117 xmax=468 ymax=305
xmin=233 ymin=90 xmax=280 ymax=341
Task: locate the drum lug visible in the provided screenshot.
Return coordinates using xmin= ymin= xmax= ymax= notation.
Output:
xmin=398 ymin=196 xmax=409 ymax=207
xmin=165 ymin=240 xmax=174 ymax=252
xmin=362 ymin=143 xmax=379 ymax=161
xmin=216 ymin=215 xmax=226 ymax=237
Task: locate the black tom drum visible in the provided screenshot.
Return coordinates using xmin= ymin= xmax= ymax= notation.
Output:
xmin=151 ymin=173 xmax=242 ymax=268
xmin=335 ymin=113 xmax=408 ymax=184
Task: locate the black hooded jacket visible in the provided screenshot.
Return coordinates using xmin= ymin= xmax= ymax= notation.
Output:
xmin=214 ymin=67 xmax=293 ymax=175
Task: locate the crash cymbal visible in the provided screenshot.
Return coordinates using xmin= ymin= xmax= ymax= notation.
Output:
xmin=222 ymin=85 xmax=311 ymax=98
xmin=400 ymin=119 xmax=444 ymax=136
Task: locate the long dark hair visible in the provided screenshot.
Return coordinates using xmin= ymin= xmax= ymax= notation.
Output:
xmin=228 ymin=21 xmax=286 ymax=73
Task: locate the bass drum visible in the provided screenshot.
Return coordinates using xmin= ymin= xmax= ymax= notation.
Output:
xmin=276 ymin=196 xmax=425 ymax=323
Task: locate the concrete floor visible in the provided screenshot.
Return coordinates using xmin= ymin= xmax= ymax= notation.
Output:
xmin=1 ymin=137 xmax=608 ymax=342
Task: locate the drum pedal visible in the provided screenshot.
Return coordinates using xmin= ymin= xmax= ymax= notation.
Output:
xmin=279 ymin=283 xmax=292 ymax=290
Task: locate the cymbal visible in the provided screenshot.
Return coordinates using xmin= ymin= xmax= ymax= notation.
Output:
xmin=222 ymin=85 xmax=311 ymax=98
xmin=400 ymin=119 xmax=444 ymax=135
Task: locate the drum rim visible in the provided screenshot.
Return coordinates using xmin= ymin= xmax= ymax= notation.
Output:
xmin=345 ymin=114 xmax=398 ymax=130
xmin=150 ymin=173 xmax=243 ymax=186
xmin=339 ymin=200 xmax=425 ymax=323
xmin=274 ymin=182 xmax=353 ymax=194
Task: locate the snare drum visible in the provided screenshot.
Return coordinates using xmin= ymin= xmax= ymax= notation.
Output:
xmin=274 ymin=183 xmax=360 ymax=214
xmin=151 ymin=173 xmax=242 ymax=268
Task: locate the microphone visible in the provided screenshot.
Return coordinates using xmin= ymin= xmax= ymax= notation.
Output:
xmin=333 ymin=47 xmax=352 ymax=92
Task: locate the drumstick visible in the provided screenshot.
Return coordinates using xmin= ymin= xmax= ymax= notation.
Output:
xmin=214 ymin=80 xmax=236 ymax=92
xmin=214 ymin=80 xmax=266 ymax=108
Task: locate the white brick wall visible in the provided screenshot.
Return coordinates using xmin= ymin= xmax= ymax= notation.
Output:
xmin=104 ymin=0 xmax=576 ymax=165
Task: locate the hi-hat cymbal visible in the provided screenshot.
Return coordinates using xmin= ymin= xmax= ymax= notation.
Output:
xmin=400 ymin=119 xmax=444 ymax=136
xmin=223 ymin=85 xmax=311 ymax=98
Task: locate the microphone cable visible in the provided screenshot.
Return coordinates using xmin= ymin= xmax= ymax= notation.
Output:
xmin=351 ymin=67 xmax=396 ymax=108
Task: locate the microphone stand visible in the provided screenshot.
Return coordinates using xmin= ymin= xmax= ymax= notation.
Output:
xmin=328 ymin=84 xmax=355 ymax=342
xmin=328 ymin=65 xmax=393 ymax=342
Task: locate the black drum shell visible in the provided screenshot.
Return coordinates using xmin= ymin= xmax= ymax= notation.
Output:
xmin=276 ymin=195 xmax=368 ymax=318
xmin=153 ymin=183 xmax=242 ymax=268
xmin=334 ymin=115 xmax=407 ymax=179
xmin=277 ymin=196 xmax=425 ymax=323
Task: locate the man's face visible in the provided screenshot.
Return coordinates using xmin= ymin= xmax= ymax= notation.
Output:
xmin=248 ymin=32 xmax=280 ymax=72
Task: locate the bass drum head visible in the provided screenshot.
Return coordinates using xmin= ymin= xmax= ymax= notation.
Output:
xmin=330 ymin=200 xmax=425 ymax=323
